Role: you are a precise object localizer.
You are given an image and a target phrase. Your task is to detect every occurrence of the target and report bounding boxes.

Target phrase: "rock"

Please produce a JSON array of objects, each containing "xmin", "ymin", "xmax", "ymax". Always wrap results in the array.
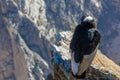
[
  {"xmin": 88, "ymin": 50, "xmax": 120, "ymax": 80},
  {"xmin": 50, "ymin": 31, "xmax": 120, "ymax": 80}
]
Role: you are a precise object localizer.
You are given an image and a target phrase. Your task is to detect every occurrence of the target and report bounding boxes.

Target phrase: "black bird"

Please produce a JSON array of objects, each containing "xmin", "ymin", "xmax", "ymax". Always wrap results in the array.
[{"xmin": 70, "ymin": 15, "xmax": 101, "ymax": 78}]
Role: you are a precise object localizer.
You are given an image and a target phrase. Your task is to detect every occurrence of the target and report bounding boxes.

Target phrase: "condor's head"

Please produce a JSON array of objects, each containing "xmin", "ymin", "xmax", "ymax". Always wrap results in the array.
[{"xmin": 81, "ymin": 15, "xmax": 96, "ymax": 28}]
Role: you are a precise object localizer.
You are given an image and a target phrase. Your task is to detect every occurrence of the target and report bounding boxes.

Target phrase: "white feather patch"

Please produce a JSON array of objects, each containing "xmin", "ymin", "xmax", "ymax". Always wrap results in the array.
[
  {"xmin": 83, "ymin": 16, "xmax": 94, "ymax": 22},
  {"xmin": 71, "ymin": 53, "xmax": 79, "ymax": 75}
]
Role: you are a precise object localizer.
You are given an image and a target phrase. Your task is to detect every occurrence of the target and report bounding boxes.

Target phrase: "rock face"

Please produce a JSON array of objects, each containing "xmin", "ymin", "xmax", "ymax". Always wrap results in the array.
[
  {"xmin": 50, "ymin": 32, "xmax": 120, "ymax": 80},
  {"xmin": 0, "ymin": 0, "xmax": 120, "ymax": 80},
  {"xmin": 52, "ymin": 51, "xmax": 120, "ymax": 80},
  {"xmin": 89, "ymin": 50, "xmax": 120, "ymax": 80},
  {"xmin": 0, "ymin": 0, "xmax": 50, "ymax": 80}
]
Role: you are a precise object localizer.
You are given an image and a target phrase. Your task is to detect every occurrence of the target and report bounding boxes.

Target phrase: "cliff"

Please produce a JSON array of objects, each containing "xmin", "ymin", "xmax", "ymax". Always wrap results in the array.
[{"xmin": 49, "ymin": 32, "xmax": 120, "ymax": 80}]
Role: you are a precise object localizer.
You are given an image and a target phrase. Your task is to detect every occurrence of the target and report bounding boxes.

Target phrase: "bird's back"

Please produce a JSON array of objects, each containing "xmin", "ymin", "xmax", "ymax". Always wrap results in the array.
[
  {"xmin": 75, "ymin": 28, "xmax": 95, "ymax": 51},
  {"xmin": 74, "ymin": 27, "xmax": 101, "ymax": 63}
]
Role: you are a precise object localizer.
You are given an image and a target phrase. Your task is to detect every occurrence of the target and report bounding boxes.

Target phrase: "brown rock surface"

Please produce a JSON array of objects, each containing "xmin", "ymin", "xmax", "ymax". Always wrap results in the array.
[
  {"xmin": 51, "ymin": 50, "xmax": 120, "ymax": 80},
  {"xmin": 88, "ymin": 50, "xmax": 120, "ymax": 79}
]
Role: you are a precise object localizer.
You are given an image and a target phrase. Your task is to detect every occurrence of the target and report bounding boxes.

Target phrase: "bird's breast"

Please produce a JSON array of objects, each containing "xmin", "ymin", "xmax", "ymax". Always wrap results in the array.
[{"xmin": 88, "ymin": 28, "xmax": 95, "ymax": 40}]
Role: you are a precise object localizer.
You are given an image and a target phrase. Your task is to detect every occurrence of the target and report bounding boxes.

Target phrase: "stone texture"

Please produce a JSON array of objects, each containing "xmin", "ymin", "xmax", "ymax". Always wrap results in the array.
[{"xmin": 50, "ymin": 31, "xmax": 120, "ymax": 80}]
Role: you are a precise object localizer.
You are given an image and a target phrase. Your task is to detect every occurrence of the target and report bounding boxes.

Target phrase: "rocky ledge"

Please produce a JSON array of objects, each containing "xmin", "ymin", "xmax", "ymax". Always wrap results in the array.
[{"xmin": 48, "ymin": 31, "xmax": 120, "ymax": 80}]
